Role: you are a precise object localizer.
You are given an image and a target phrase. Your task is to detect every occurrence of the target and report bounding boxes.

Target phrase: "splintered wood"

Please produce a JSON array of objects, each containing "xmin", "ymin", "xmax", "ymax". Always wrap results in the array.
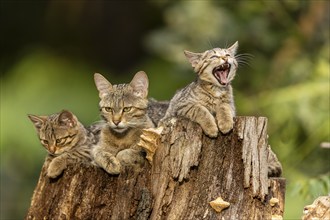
[
  {"xmin": 138, "ymin": 127, "xmax": 163, "ymax": 163},
  {"xmin": 236, "ymin": 117, "xmax": 269, "ymax": 201},
  {"xmin": 302, "ymin": 195, "xmax": 330, "ymax": 220}
]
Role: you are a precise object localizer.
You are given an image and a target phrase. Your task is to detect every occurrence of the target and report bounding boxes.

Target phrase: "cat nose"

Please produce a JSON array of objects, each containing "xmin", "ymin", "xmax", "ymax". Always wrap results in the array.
[
  {"xmin": 113, "ymin": 120, "xmax": 121, "ymax": 126},
  {"xmin": 49, "ymin": 146, "xmax": 56, "ymax": 154}
]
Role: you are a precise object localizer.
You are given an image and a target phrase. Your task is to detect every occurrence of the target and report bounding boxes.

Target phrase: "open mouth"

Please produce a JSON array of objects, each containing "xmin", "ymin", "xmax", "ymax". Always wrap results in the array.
[{"xmin": 212, "ymin": 63, "xmax": 231, "ymax": 85}]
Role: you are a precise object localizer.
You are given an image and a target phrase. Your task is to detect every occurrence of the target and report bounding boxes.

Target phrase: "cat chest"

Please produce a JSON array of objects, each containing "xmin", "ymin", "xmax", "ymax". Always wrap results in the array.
[
  {"xmin": 201, "ymin": 91, "xmax": 226, "ymax": 106},
  {"xmin": 100, "ymin": 129, "xmax": 141, "ymax": 153}
]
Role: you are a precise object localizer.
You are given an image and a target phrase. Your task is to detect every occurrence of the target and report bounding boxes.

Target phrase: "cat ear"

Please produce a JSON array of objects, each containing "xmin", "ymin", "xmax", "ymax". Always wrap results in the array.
[
  {"xmin": 130, "ymin": 71, "xmax": 149, "ymax": 98},
  {"xmin": 94, "ymin": 73, "xmax": 113, "ymax": 99},
  {"xmin": 227, "ymin": 41, "xmax": 239, "ymax": 55},
  {"xmin": 184, "ymin": 50, "xmax": 202, "ymax": 69},
  {"xmin": 28, "ymin": 114, "xmax": 46, "ymax": 131},
  {"xmin": 58, "ymin": 110, "xmax": 77, "ymax": 128}
]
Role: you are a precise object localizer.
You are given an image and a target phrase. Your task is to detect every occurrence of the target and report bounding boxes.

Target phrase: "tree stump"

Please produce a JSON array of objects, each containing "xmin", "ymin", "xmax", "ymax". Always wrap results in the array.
[{"xmin": 26, "ymin": 116, "xmax": 286, "ymax": 220}]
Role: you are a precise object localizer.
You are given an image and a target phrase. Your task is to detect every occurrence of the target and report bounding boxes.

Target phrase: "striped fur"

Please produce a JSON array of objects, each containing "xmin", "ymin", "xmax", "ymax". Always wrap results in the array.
[
  {"xmin": 92, "ymin": 71, "xmax": 154, "ymax": 174},
  {"xmin": 28, "ymin": 110, "xmax": 95, "ymax": 178},
  {"xmin": 162, "ymin": 42, "xmax": 239, "ymax": 137},
  {"xmin": 163, "ymin": 43, "xmax": 283, "ymax": 176}
]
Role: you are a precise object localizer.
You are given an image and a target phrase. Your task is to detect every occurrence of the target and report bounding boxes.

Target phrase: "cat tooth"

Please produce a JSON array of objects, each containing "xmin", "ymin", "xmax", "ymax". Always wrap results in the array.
[{"xmin": 209, "ymin": 197, "xmax": 230, "ymax": 213}]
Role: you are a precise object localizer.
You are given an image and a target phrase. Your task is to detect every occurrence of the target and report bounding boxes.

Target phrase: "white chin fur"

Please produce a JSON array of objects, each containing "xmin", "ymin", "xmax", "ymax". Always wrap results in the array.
[{"xmin": 111, "ymin": 126, "xmax": 128, "ymax": 133}]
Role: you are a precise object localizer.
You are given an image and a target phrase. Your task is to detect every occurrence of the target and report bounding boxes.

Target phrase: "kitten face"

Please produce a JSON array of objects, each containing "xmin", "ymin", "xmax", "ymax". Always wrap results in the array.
[
  {"xmin": 184, "ymin": 41, "xmax": 239, "ymax": 87},
  {"xmin": 94, "ymin": 71, "xmax": 149, "ymax": 133},
  {"xmin": 28, "ymin": 110, "xmax": 82, "ymax": 155}
]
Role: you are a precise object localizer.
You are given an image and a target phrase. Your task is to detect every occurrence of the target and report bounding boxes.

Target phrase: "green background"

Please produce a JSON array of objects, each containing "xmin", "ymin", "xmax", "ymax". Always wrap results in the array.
[{"xmin": 1, "ymin": 1, "xmax": 329, "ymax": 219}]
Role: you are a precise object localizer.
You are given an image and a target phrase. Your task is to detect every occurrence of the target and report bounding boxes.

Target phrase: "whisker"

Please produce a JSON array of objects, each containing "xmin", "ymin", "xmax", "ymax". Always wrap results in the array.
[
  {"xmin": 237, "ymin": 60, "xmax": 251, "ymax": 66},
  {"xmin": 207, "ymin": 38, "xmax": 214, "ymax": 48},
  {"xmin": 224, "ymin": 40, "xmax": 229, "ymax": 49},
  {"xmin": 235, "ymin": 53, "xmax": 254, "ymax": 58},
  {"xmin": 235, "ymin": 53, "xmax": 254, "ymax": 68},
  {"xmin": 237, "ymin": 58, "xmax": 253, "ymax": 64}
]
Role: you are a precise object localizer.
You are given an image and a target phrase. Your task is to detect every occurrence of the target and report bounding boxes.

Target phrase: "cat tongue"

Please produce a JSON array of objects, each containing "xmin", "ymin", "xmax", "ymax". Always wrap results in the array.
[{"xmin": 215, "ymin": 70, "xmax": 228, "ymax": 85}]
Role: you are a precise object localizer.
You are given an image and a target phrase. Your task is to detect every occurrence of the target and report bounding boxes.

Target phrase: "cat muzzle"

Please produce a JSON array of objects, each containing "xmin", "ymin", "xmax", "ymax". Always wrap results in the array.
[
  {"xmin": 110, "ymin": 124, "xmax": 128, "ymax": 133},
  {"xmin": 48, "ymin": 146, "xmax": 57, "ymax": 155},
  {"xmin": 212, "ymin": 63, "xmax": 231, "ymax": 86}
]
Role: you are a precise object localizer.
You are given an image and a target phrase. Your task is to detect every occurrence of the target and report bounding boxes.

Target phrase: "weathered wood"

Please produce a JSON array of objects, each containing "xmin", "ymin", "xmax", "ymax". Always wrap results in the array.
[
  {"xmin": 26, "ymin": 116, "xmax": 286, "ymax": 220},
  {"xmin": 269, "ymin": 178, "xmax": 286, "ymax": 219},
  {"xmin": 302, "ymin": 196, "xmax": 330, "ymax": 220},
  {"xmin": 26, "ymin": 163, "xmax": 153, "ymax": 220}
]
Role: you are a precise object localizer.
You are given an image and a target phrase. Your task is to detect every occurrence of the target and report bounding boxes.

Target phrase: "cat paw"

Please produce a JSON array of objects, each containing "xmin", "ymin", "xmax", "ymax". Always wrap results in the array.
[
  {"xmin": 47, "ymin": 162, "xmax": 65, "ymax": 178},
  {"xmin": 100, "ymin": 157, "xmax": 121, "ymax": 175},
  {"xmin": 218, "ymin": 119, "xmax": 234, "ymax": 134},
  {"xmin": 106, "ymin": 160, "xmax": 121, "ymax": 175},
  {"xmin": 94, "ymin": 152, "xmax": 121, "ymax": 175},
  {"xmin": 138, "ymin": 127, "xmax": 163, "ymax": 163},
  {"xmin": 202, "ymin": 124, "xmax": 219, "ymax": 138},
  {"xmin": 117, "ymin": 149, "xmax": 145, "ymax": 168}
]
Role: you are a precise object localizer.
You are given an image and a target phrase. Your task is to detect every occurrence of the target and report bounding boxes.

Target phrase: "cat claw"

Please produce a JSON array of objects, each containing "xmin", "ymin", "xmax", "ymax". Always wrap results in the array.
[{"xmin": 138, "ymin": 126, "xmax": 163, "ymax": 163}]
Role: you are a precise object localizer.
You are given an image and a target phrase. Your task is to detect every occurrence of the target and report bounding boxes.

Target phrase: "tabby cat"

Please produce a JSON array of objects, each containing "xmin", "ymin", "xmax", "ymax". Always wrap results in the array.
[
  {"xmin": 162, "ymin": 42, "xmax": 239, "ymax": 137},
  {"xmin": 92, "ymin": 71, "xmax": 154, "ymax": 174},
  {"xmin": 28, "ymin": 110, "xmax": 95, "ymax": 178},
  {"xmin": 161, "ymin": 42, "xmax": 282, "ymax": 177}
]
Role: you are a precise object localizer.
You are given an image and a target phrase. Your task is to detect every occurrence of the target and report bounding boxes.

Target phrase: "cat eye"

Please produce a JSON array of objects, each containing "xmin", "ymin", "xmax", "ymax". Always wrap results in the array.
[
  {"xmin": 55, "ymin": 137, "xmax": 69, "ymax": 146},
  {"xmin": 41, "ymin": 139, "xmax": 48, "ymax": 145},
  {"xmin": 210, "ymin": 55, "xmax": 219, "ymax": 59},
  {"xmin": 226, "ymin": 54, "xmax": 230, "ymax": 57},
  {"xmin": 123, "ymin": 107, "xmax": 132, "ymax": 112},
  {"xmin": 104, "ymin": 107, "xmax": 112, "ymax": 112}
]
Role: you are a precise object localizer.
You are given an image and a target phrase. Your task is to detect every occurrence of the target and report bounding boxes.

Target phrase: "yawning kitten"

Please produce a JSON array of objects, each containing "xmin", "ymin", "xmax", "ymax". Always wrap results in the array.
[{"xmin": 162, "ymin": 42, "xmax": 239, "ymax": 137}]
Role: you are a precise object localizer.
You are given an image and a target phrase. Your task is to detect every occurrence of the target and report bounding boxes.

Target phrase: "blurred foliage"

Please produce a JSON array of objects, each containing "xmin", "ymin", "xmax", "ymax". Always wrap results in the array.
[
  {"xmin": 1, "ymin": 1, "xmax": 329, "ymax": 219},
  {"xmin": 291, "ymin": 173, "xmax": 330, "ymax": 201}
]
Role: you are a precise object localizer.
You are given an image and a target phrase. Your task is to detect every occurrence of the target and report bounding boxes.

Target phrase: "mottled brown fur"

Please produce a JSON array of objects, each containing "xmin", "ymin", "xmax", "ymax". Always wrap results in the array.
[
  {"xmin": 162, "ymin": 42, "xmax": 239, "ymax": 137},
  {"xmin": 92, "ymin": 71, "xmax": 154, "ymax": 174},
  {"xmin": 161, "ymin": 42, "xmax": 282, "ymax": 176},
  {"xmin": 28, "ymin": 110, "xmax": 95, "ymax": 178}
]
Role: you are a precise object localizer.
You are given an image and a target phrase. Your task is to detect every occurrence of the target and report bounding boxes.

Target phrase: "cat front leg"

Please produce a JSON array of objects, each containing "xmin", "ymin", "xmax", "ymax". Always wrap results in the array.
[
  {"xmin": 216, "ymin": 104, "xmax": 234, "ymax": 134},
  {"xmin": 47, "ymin": 155, "xmax": 68, "ymax": 178},
  {"xmin": 179, "ymin": 105, "xmax": 219, "ymax": 138},
  {"xmin": 91, "ymin": 146, "xmax": 121, "ymax": 175}
]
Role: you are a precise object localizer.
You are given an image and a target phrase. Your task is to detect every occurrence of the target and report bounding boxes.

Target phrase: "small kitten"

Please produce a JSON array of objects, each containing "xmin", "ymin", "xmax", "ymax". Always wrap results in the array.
[
  {"xmin": 92, "ymin": 71, "xmax": 154, "ymax": 174},
  {"xmin": 162, "ymin": 42, "xmax": 239, "ymax": 137},
  {"xmin": 160, "ymin": 42, "xmax": 282, "ymax": 177},
  {"xmin": 28, "ymin": 110, "xmax": 95, "ymax": 178}
]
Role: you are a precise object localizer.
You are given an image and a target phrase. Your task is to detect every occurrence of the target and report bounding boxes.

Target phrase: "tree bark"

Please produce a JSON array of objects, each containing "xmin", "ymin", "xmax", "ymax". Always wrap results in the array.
[{"xmin": 26, "ymin": 116, "xmax": 286, "ymax": 220}]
